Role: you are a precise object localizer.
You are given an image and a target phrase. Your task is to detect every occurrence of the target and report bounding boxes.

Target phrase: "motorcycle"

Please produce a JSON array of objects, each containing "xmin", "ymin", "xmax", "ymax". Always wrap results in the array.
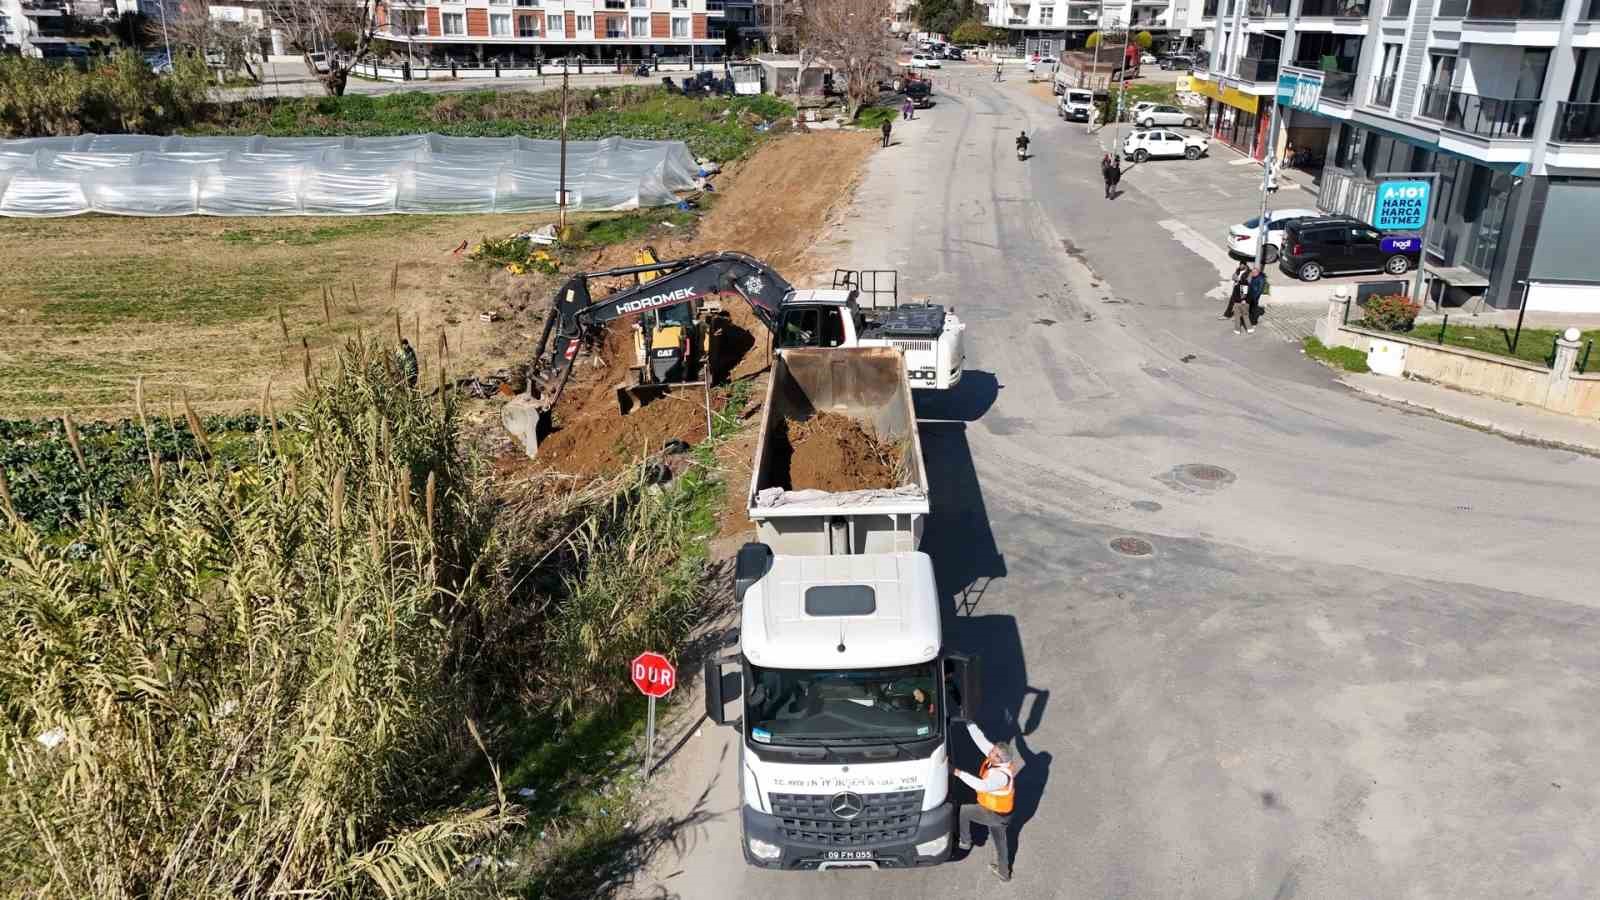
[{"xmin": 1016, "ymin": 141, "xmax": 1030, "ymax": 161}]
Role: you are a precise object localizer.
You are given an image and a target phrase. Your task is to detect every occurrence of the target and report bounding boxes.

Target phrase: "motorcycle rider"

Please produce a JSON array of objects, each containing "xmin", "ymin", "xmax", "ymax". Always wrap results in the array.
[{"xmin": 1015, "ymin": 131, "xmax": 1031, "ymax": 158}]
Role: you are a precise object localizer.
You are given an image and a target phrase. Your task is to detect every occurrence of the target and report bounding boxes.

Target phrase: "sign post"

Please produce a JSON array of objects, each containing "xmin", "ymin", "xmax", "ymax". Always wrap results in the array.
[
  {"xmin": 631, "ymin": 651, "xmax": 677, "ymax": 778},
  {"xmin": 1374, "ymin": 171, "xmax": 1440, "ymax": 308}
]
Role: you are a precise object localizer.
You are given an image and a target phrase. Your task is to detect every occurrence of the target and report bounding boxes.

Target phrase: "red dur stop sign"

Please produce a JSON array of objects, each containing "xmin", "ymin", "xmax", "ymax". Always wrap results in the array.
[{"xmin": 631, "ymin": 652, "xmax": 677, "ymax": 699}]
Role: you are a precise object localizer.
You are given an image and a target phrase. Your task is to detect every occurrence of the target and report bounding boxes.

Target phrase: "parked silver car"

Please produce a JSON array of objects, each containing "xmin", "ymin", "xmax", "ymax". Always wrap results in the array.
[{"xmin": 1136, "ymin": 104, "xmax": 1198, "ymax": 128}]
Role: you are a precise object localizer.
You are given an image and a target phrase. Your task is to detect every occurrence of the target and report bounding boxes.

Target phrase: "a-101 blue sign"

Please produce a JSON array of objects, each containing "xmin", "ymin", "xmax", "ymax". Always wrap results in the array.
[{"xmin": 1373, "ymin": 180, "xmax": 1431, "ymax": 231}]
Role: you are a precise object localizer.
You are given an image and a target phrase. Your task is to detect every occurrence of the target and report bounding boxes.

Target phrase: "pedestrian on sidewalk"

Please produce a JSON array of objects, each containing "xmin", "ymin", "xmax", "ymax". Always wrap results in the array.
[
  {"xmin": 902, "ymin": 96, "xmax": 915, "ymax": 120},
  {"xmin": 1221, "ymin": 259, "xmax": 1249, "ymax": 319},
  {"xmin": 1102, "ymin": 153, "xmax": 1122, "ymax": 200},
  {"xmin": 881, "ymin": 118, "xmax": 892, "ymax": 148},
  {"xmin": 954, "ymin": 721, "xmax": 1023, "ymax": 883},
  {"xmin": 1247, "ymin": 264, "xmax": 1268, "ymax": 326},
  {"xmin": 1233, "ymin": 265, "xmax": 1263, "ymax": 334},
  {"xmin": 994, "ymin": 60, "xmax": 1003, "ymax": 82}
]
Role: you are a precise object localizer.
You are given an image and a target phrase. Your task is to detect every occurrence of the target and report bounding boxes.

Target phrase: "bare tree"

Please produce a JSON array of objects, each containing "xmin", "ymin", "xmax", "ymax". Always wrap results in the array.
[
  {"xmin": 264, "ymin": 0, "xmax": 380, "ymax": 96},
  {"xmin": 801, "ymin": 0, "xmax": 896, "ymax": 119},
  {"xmin": 149, "ymin": 0, "xmax": 264, "ymax": 83}
]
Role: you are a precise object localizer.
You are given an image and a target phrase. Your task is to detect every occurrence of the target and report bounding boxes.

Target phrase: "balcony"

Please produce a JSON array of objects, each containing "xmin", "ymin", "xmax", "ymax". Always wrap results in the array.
[
  {"xmin": 1418, "ymin": 84, "xmax": 1450, "ymax": 119},
  {"xmin": 20, "ymin": 0, "xmax": 66, "ymax": 14},
  {"xmin": 1370, "ymin": 73, "xmax": 1395, "ymax": 107},
  {"xmin": 1299, "ymin": 0, "xmax": 1369, "ymax": 14},
  {"xmin": 1007, "ymin": 17, "xmax": 1029, "ymax": 24},
  {"xmin": 1246, "ymin": 0, "xmax": 1290, "ymax": 15},
  {"xmin": 1290, "ymin": 66, "xmax": 1357, "ymax": 102},
  {"xmin": 1553, "ymin": 102, "xmax": 1600, "ymax": 143},
  {"xmin": 1466, "ymin": 0, "xmax": 1563, "ymax": 16},
  {"xmin": 1234, "ymin": 55, "xmax": 1279, "ymax": 82},
  {"xmin": 1444, "ymin": 90, "xmax": 1541, "ymax": 139}
]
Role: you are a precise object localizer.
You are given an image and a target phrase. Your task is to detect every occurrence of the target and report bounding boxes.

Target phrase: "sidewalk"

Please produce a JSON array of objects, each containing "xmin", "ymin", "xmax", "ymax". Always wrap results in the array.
[{"xmin": 1343, "ymin": 372, "xmax": 1600, "ymax": 454}]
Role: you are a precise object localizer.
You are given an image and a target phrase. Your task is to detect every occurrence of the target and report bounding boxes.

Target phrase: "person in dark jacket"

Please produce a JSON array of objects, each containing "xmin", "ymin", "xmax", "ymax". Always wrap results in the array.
[
  {"xmin": 398, "ymin": 337, "xmax": 419, "ymax": 388},
  {"xmin": 1246, "ymin": 265, "xmax": 1268, "ymax": 326},
  {"xmin": 881, "ymin": 118, "xmax": 892, "ymax": 148},
  {"xmin": 1102, "ymin": 153, "xmax": 1122, "ymax": 199},
  {"xmin": 1222, "ymin": 259, "xmax": 1250, "ymax": 319}
]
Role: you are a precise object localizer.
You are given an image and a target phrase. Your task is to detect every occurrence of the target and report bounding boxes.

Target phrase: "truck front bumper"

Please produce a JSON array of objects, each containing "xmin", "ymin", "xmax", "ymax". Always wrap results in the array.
[{"xmin": 740, "ymin": 802, "xmax": 953, "ymax": 870}]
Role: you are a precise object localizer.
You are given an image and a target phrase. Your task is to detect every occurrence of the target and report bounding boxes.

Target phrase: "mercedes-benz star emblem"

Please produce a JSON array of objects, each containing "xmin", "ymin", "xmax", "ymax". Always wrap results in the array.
[{"xmin": 829, "ymin": 792, "xmax": 864, "ymax": 820}]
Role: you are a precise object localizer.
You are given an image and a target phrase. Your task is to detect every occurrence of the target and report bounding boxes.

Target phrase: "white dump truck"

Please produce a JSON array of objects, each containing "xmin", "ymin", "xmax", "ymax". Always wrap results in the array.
[{"xmin": 703, "ymin": 347, "xmax": 981, "ymax": 871}]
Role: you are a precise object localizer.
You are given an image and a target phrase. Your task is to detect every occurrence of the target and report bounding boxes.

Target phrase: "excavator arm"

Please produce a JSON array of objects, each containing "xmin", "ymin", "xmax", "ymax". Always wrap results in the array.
[{"xmin": 528, "ymin": 251, "xmax": 794, "ymax": 411}]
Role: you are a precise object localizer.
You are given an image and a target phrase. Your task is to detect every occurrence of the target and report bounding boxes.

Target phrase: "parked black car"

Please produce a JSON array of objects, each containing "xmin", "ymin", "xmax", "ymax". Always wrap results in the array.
[
  {"xmin": 1159, "ymin": 53, "xmax": 1195, "ymax": 71},
  {"xmin": 1278, "ymin": 216, "xmax": 1420, "ymax": 282}
]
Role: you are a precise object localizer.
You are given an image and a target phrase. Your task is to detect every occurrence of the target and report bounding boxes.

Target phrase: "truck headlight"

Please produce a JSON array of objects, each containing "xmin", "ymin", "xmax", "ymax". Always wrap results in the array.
[
  {"xmin": 916, "ymin": 834, "xmax": 948, "ymax": 856},
  {"xmin": 748, "ymin": 837, "xmax": 783, "ymax": 860}
]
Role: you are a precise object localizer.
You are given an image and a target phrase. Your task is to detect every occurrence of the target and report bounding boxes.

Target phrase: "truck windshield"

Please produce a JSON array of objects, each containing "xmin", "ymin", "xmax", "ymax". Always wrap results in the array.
[{"xmin": 746, "ymin": 662, "xmax": 940, "ymax": 744}]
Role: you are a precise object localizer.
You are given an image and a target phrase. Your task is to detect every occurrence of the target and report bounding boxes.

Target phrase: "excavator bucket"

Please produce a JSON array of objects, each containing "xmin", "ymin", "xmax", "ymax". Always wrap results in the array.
[{"xmin": 501, "ymin": 394, "xmax": 552, "ymax": 458}]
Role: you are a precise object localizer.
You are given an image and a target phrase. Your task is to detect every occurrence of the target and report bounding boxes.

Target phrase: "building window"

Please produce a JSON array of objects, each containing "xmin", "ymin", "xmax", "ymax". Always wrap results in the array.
[
  {"xmin": 489, "ymin": 0, "xmax": 509, "ymax": 6},
  {"xmin": 631, "ymin": 0, "xmax": 648, "ymax": 7},
  {"xmin": 442, "ymin": 12, "xmax": 464, "ymax": 34},
  {"xmin": 606, "ymin": 16, "xmax": 626, "ymax": 35},
  {"xmin": 517, "ymin": 13, "xmax": 538, "ymax": 35},
  {"xmin": 490, "ymin": 13, "xmax": 511, "ymax": 34},
  {"xmin": 546, "ymin": 13, "xmax": 563, "ymax": 35},
  {"xmin": 671, "ymin": 15, "xmax": 689, "ymax": 35},
  {"xmin": 604, "ymin": 0, "xmax": 624, "ymax": 7},
  {"xmin": 672, "ymin": 0, "xmax": 689, "ymax": 7},
  {"xmin": 631, "ymin": 15, "xmax": 649, "ymax": 35},
  {"xmin": 1040, "ymin": 4, "xmax": 1053, "ymax": 23},
  {"xmin": 576, "ymin": 13, "xmax": 593, "ymax": 31},
  {"xmin": 515, "ymin": 0, "xmax": 537, "ymax": 6}
]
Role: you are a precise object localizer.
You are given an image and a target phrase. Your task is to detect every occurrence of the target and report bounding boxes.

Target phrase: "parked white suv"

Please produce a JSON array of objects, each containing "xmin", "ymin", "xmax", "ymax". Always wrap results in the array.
[{"xmin": 1123, "ymin": 129, "xmax": 1210, "ymax": 161}]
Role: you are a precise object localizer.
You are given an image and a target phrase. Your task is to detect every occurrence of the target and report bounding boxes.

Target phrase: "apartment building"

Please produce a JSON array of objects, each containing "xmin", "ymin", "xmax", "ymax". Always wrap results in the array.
[
  {"xmin": 981, "ymin": 0, "xmax": 1190, "ymax": 56},
  {"xmin": 1195, "ymin": 0, "xmax": 1600, "ymax": 311},
  {"xmin": 373, "ymin": 0, "xmax": 736, "ymax": 63},
  {"xmin": 1, "ymin": 0, "xmax": 68, "ymax": 57}
]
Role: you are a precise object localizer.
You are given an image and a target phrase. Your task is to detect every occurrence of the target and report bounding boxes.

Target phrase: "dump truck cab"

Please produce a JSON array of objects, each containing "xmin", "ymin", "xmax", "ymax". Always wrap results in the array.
[
  {"xmin": 776, "ymin": 278, "xmax": 965, "ymax": 390},
  {"xmin": 704, "ymin": 545, "xmax": 981, "ymax": 870}
]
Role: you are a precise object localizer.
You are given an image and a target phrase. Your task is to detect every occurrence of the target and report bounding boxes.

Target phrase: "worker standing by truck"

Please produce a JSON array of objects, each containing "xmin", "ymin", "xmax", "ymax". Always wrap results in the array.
[{"xmin": 953, "ymin": 722, "xmax": 1023, "ymax": 882}]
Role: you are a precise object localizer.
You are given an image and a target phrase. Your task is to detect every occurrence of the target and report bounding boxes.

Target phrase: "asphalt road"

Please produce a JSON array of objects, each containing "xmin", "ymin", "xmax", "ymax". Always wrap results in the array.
[{"xmin": 641, "ymin": 66, "xmax": 1600, "ymax": 900}]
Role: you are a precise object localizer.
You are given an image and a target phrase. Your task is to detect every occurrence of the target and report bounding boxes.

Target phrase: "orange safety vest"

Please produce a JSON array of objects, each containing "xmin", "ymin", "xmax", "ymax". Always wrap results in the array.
[{"xmin": 976, "ymin": 758, "xmax": 1016, "ymax": 814}]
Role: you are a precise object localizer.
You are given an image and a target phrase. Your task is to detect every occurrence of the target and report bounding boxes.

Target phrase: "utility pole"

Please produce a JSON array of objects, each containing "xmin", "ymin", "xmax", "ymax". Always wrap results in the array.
[
  {"xmin": 1253, "ymin": 0, "xmax": 1301, "ymax": 271},
  {"xmin": 1086, "ymin": 0, "xmax": 1103, "ymax": 133},
  {"xmin": 1112, "ymin": 19, "xmax": 1132, "ymax": 151},
  {"xmin": 559, "ymin": 54, "xmax": 571, "ymax": 231}
]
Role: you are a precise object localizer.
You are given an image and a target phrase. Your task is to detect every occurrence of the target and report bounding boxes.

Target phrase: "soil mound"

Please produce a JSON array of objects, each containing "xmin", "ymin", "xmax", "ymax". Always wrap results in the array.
[{"xmin": 773, "ymin": 412, "xmax": 901, "ymax": 493}]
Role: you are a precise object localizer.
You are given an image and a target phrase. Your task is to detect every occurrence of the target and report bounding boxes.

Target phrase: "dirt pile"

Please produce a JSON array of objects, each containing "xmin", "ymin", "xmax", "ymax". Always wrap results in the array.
[
  {"xmin": 773, "ymin": 412, "xmax": 903, "ymax": 493},
  {"xmin": 533, "ymin": 131, "xmax": 877, "ymax": 476}
]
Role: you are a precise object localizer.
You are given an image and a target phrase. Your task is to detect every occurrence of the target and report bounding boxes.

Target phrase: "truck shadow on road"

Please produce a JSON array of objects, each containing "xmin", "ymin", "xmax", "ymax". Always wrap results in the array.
[{"xmin": 917, "ymin": 369, "xmax": 1005, "ymax": 618}]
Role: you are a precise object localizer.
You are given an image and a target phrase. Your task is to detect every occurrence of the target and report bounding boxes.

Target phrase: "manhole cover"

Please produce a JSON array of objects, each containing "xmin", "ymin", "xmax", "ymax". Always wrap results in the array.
[
  {"xmin": 1110, "ymin": 537, "xmax": 1154, "ymax": 557},
  {"xmin": 1172, "ymin": 463, "xmax": 1237, "ymax": 490}
]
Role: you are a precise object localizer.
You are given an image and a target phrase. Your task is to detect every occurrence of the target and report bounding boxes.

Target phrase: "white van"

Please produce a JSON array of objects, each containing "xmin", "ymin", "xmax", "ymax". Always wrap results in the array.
[{"xmin": 1058, "ymin": 88, "xmax": 1095, "ymax": 122}]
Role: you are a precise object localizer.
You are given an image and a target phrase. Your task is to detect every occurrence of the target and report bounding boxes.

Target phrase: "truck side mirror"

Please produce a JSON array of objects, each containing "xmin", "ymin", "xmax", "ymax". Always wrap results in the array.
[
  {"xmin": 945, "ymin": 653, "xmax": 982, "ymax": 723},
  {"xmin": 733, "ymin": 542, "xmax": 772, "ymax": 603},
  {"xmin": 703, "ymin": 656, "xmax": 742, "ymax": 727}
]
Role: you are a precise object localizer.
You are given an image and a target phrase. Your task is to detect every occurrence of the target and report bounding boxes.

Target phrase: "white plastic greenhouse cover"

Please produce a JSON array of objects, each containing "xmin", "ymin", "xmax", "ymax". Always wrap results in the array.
[{"xmin": 0, "ymin": 134, "xmax": 701, "ymax": 217}]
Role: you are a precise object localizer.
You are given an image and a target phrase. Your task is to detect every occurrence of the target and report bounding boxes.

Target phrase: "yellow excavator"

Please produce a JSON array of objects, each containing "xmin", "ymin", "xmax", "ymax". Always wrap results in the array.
[{"xmin": 619, "ymin": 246, "xmax": 728, "ymax": 415}]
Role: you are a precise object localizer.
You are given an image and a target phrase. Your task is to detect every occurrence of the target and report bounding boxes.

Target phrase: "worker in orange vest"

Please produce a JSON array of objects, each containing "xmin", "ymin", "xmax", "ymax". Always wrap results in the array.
[{"xmin": 952, "ymin": 722, "xmax": 1023, "ymax": 882}]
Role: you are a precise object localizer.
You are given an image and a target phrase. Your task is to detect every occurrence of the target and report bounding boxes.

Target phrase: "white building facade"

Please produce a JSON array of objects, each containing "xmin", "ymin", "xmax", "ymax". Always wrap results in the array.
[
  {"xmin": 1194, "ymin": 0, "xmax": 1600, "ymax": 310},
  {"xmin": 371, "ymin": 0, "xmax": 736, "ymax": 63},
  {"xmin": 979, "ymin": 0, "xmax": 1193, "ymax": 55}
]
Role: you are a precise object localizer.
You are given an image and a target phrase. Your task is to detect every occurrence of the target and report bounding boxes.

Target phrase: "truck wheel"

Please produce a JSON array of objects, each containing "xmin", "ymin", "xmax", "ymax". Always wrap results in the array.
[
  {"xmin": 1133, "ymin": 148, "xmax": 1149, "ymax": 163},
  {"xmin": 1185, "ymin": 146, "xmax": 1201, "ymax": 160}
]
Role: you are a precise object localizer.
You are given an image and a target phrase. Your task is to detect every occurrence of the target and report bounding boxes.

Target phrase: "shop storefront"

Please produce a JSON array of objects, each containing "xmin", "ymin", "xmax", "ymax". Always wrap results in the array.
[{"xmin": 1191, "ymin": 77, "xmax": 1266, "ymax": 160}]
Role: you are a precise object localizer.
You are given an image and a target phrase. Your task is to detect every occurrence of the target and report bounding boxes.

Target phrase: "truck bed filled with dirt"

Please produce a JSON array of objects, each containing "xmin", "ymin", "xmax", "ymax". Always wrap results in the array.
[{"xmin": 748, "ymin": 347, "xmax": 928, "ymax": 555}]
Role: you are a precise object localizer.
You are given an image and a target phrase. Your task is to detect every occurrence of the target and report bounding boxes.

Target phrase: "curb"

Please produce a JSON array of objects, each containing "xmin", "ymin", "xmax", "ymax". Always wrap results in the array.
[{"xmin": 1341, "ymin": 376, "xmax": 1600, "ymax": 457}]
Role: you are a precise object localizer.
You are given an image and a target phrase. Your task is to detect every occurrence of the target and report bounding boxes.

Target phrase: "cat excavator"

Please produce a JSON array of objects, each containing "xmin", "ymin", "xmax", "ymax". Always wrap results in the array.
[
  {"xmin": 501, "ymin": 250, "xmax": 967, "ymax": 457},
  {"xmin": 502, "ymin": 250, "xmax": 789, "ymax": 456}
]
